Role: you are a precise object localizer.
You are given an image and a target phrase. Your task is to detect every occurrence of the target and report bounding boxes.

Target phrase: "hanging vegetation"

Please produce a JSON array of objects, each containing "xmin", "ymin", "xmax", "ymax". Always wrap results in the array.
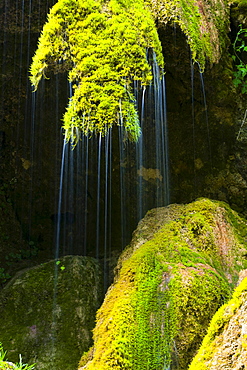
[
  {"xmin": 149, "ymin": 0, "xmax": 230, "ymax": 69},
  {"xmin": 30, "ymin": 0, "xmax": 164, "ymax": 143},
  {"xmin": 30, "ymin": 0, "xmax": 229, "ymax": 143}
]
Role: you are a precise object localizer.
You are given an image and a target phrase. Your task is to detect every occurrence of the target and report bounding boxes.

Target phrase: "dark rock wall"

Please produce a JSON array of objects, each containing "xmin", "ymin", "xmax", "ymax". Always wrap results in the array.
[{"xmin": 159, "ymin": 23, "xmax": 239, "ymax": 206}]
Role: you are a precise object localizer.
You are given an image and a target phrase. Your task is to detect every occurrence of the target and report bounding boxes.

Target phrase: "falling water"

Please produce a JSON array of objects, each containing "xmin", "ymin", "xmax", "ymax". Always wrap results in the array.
[
  {"xmin": 26, "ymin": 88, "xmax": 36, "ymax": 246},
  {"xmin": 0, "ymin": 2, "xmax": 170, "ymax": 293},
  {"xmin": 190, "ymin": 59, "xmax": 197, "ymax": 195},
  {"xmin": 197, "ymin": 62, "xmax": 212, "ymax": 169},
  {"xmin": 153, "ymin": 54, "xmax": 170, "ymax": 207},
  {"xmin": 0, "ymin": 0, "xmax": 55, "ymax": 253},
  {"xmin": 103, "ymin": 131, "xmax": 111, "ymax": 291},
  {"xmin": 51, "ymin": 63, "xmax": 169, "ymax": 285},
  {"xmin": 55, "ymin": 138, "xmax": 67, "ymax": 260},
  {"xmin": 51, "ymin": 137, "xmax": 67, "ymax": 363},
  {"xmin": 118, "ymin": 118, "xmax": 127, "ymax": 250},
  {"xmin": 96, "ymin": 134, "xmax": 102, "ymax": 259},
  {"xmin": 83, "ymin": 135, "xmax": 89, "ymax": 255},
  {"xmin": 133, "ymin": 52, "xmax": 170, "ymax": 222},
  {"xmin": 136, "ymin": 86, "xmax": 145, "ymax": 220}
]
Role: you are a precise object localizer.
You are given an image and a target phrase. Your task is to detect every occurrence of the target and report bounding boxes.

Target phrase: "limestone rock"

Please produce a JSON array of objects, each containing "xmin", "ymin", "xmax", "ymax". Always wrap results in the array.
[
  {"xmin": 0, "ymin": 256, "xmax": 104, "ymax": 370},
  {"xmin": 189, "ymin": 277, "xmax": 247, "ymax": 370}
]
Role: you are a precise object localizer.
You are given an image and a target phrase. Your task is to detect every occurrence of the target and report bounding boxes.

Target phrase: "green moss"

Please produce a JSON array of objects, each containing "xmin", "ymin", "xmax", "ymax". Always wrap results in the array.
[
  {"xmin": 30, "ymin": 0, "xmax": 163, "ymax": 143},
  {"xmin": 150, "ymin": 0, "xmax": 230, "ymax": 69},
  {"xmin": 0, "ymin": 256, "xmax": 103, "ymax": 370},
  {"xmin": 80, "ymin": 199, "xmax": 247, "ymax": 370},
  {"xmin": 30, "ymin": 0, "xmax": 230, "ymax": 143},
  {"xmin": 231, "ymin": 0, "xmax": 247, "ymax": 7},
  {"xmin": 189, "ymin": 277, "xmax": 247, "ymax": 370}
]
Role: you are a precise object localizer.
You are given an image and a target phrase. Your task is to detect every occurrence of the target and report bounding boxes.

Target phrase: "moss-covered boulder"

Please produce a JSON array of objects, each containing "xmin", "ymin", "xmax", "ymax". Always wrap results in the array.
[
  {"xmin": 79, "ymin": 198, "xmax": 247, "ymax": 370},
  {"xmin": 0, "ymin": 255, "xmax": 104, "ymax": 370},
  {"xmin": 189, "ymin": 274, "xmax": 247, "ymax": 369}
]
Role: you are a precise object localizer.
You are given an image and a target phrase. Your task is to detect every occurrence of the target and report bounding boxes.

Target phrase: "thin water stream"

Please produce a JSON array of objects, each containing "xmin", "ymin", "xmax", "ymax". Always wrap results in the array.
[
  {"xmin": 0, "ymin": 1, "xmax": 170, "ymax": 289},
  {"xmin": 198, "ymin": 65, "xmax": 212, "ymax": 170},
  {"xmin": 51, "ymin": 56, "xmax": 170, "ymax": 291}
]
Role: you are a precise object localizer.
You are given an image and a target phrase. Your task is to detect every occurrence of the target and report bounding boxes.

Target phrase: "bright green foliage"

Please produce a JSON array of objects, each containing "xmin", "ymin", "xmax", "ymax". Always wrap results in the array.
[
  {"xmin": 30, "ymin": 0, "xmax": 163, "ymax": 143},
  {"xmin": 232, "ymin": 24, "xmax": 247, "ymax": 94},
  {"xmin": 79, "ymin": 199, "xmax": 247, "ymax": 370},
  {"xmin": 30, "ymin": 0, "xmax": 230, "ymax": 142},
  {"xmin": 0, "ymin": 343, "xmax": 35, "ymax": 370},
  {"xmin": 176, "ymin": 0, "xmax": 211, "ymax": 68}
]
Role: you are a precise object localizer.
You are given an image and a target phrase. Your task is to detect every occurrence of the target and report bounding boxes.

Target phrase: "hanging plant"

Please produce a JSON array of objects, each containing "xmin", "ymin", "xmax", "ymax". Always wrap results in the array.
[
  {"xmin": 149, "ymin": 0, "xmax": 230, "ymax": 69},
  {"xmin": 30, "ymin": 0, "xmax": 164, "ymax": 144}
]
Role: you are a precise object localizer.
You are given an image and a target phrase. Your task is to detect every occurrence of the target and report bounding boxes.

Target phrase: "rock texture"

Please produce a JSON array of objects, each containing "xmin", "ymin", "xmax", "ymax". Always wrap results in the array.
[
  {"xmin": 79, "ymin": 198, "xmax": 247, "ymax": 370},
  {"xmin": 189, "ymin": 276, "xmax": 247, "ymax": 370},
  {"xmin": 0, "ymin": 256, "xmax": 104, "ymax": 370}
]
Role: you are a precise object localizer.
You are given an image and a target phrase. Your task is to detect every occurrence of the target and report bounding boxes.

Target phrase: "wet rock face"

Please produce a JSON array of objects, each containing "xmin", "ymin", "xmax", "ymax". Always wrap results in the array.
[
  {"xmin": 215, "ymin": 299, "xmax": 247, "ymax": 368},
  {"xmin": 0, "ymin": 256, "xmax": 104, "ymax": 370},
  {"xmin": 158, "ymin": 23, "xmax": 241, "ymax": 209}
]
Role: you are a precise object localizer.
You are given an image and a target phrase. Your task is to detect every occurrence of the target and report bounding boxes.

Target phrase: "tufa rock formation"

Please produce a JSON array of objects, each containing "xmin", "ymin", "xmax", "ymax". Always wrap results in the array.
[{"xmin": 79, "ymin": 198, "xmax": 247, "ymax": 370}]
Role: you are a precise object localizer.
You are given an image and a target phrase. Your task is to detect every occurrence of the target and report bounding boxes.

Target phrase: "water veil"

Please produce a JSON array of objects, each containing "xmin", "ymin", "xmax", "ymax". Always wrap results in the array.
[{"xmin": 53, "ymin": 52, "xmax": 170, "ymax": 290}]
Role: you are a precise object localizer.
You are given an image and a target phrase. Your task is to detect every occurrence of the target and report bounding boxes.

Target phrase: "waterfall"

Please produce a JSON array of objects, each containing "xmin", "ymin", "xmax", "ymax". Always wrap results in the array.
[
  {"xmin": 0, "ymin": 1, "xmax": 169, "ymax": 290},
  {"xmin": 198, "ymin": 63, "xmax": 212, "ymax": 169},
  {"xmin": 0, "ymin": 0, "xmax": 56, "ymax": 256},
  {"xmin": 50, "ymin": 54, "xmax": 169, "ymax": 290}
]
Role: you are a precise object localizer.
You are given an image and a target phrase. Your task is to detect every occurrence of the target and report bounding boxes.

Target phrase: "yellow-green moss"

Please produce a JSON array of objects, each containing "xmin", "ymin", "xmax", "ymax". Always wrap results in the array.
[
  {"xmin": 189, "ymin": 277, "xmax": 247, "ymax": 370},
  {"xmin": 79, "ymin": 199, "xmax": 247, "ymax": 370},
  {"xmin": 30, "ymin": 0, "xmax": 230, "ymax": 143},
  {"xmin": 30, "ymin": 0, "xmax": 163, "ymax": 143},
  {"xmin": 149, "ymin": 0, "xmax": 230, "ymax": 69}
]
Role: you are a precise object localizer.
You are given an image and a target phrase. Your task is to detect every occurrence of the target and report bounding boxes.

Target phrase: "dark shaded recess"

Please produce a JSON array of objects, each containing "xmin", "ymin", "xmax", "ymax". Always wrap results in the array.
[
  {"xmin": 229, "ymin": 3, "xmax": 247, "ymax": 197},
  {"xmin": 0, "ymin": 131, "xmax": 6, "ymax": 163},
  {"xmin": 158, "ymin": 23, "xmax": 237, "ymax": 205},
  {"xmin": 0, "ymin": 0, "xmax": 61, "ymax": 278}
]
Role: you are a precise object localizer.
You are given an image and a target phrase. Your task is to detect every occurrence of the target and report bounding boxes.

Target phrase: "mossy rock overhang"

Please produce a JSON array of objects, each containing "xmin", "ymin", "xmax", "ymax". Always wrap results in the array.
[
  {"xmin": 29, "ymin": 0, "xmax": 230, "ymax": 143},
  {"xmin": 79, "ymin": 198, "xmax": 247, "ymax": 370}
]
